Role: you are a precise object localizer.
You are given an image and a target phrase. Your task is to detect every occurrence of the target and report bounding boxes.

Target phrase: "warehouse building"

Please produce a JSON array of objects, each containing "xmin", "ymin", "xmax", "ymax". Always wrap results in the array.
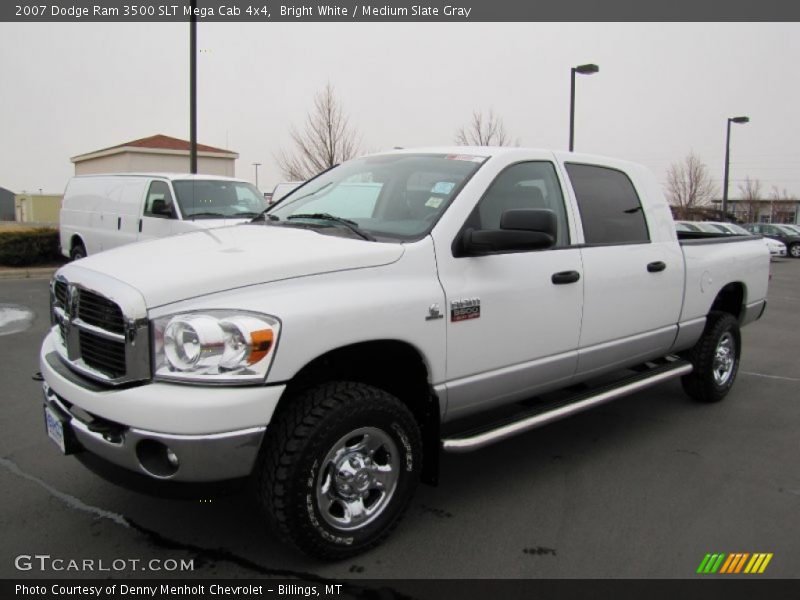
[{"xmin": 70, "ymin": 134, "xmax": 239, "ymax": 176}]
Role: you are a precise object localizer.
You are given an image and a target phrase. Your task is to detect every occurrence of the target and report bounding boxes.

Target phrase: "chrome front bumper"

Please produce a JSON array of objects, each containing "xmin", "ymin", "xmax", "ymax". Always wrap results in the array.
[{"xmin": 42, "ymin": 382, "xmax": 266, "ymax": 482}]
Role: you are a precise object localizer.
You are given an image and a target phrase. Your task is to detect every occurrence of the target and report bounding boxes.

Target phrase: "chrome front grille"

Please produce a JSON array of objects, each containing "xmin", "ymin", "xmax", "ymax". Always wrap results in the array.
[
  {"xmin": 77, "ymin": 289, "xmax": 125, "ymax": 334},
  {"xmin": 78, "ymin": 330, "xmax": 127, "ymax": 378},
  {"xmin": 50, "ymin": 272, "xmax": 150, "ymax": 385}
]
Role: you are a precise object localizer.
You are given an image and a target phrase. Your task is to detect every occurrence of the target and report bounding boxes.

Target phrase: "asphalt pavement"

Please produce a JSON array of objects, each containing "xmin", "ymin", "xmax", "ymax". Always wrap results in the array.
[{"xmin": 1, "ymin": 261, "xmax": 798, "ymax": 582}]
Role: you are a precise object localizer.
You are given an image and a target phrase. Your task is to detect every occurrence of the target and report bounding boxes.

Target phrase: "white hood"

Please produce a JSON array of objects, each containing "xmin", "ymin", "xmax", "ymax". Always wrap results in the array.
[{"xmin": 70, "ymin": 224, "xmax": 405, "ymax": 307}]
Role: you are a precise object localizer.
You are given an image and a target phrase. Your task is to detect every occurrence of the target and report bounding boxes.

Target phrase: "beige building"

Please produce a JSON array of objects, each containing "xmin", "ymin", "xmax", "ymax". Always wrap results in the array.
[
  {"xmin": 15, "ymin": 193, "xmax": 62, "ymax": 223},
  {"xmin": 71, "ymin": 134, "xmax": 239, "ymax": 177}
]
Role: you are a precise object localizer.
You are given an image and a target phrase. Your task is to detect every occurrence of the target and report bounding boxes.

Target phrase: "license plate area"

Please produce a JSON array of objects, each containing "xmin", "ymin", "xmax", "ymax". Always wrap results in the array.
[{"xmin": 44, "ymin": 404, "xmax": 79, "ymax": 455}]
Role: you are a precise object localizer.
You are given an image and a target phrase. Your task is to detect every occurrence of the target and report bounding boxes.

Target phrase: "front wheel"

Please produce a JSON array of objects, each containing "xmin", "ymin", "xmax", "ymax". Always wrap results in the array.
[
  {"xmin": 256, "ymin": 381, "xmax": 422, "ymax": 559},
  {"xmin": 681, "ymin": 311, "xmax": 741, "ymax": 403},
  {"xmin": 789, "ymin": 243, "xmax": 800, "ymax": 259}
]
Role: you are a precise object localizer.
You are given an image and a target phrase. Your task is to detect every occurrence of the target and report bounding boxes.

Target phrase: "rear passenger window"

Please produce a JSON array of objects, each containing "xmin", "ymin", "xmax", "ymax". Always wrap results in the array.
[{"xmin": 565, "ymin": 164, "xmax": 649, "ymax": 244}]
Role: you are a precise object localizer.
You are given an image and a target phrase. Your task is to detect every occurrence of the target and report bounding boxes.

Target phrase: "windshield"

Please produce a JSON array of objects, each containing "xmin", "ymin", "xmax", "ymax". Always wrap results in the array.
[
  {"xmin": 774, "ymin": 224, "xmax": 800, "ymax": 236},
  {"xmin": 677, "ymin": 221, "xmax": 701, "ymax": 232},
  {"xmin": 173, "ymin": 180, "xmax": 267, "ymax": 219},
  {"xmin": 724, "ymin": 223, "xmax": 751, "ymax": 235},
  {"xmin": 267, "ymin": 153, "xmax": 487, "ymax": 241}
]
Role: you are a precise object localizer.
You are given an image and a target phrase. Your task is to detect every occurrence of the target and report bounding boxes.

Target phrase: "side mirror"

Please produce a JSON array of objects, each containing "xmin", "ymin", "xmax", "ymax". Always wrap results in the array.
[
  {"xmin": 461, "ymin": 209, "xmax": 556, "ymax": 255},
  {"xmin": 151, "ymin": 199, "xmax": 174, "ymax": 218}
]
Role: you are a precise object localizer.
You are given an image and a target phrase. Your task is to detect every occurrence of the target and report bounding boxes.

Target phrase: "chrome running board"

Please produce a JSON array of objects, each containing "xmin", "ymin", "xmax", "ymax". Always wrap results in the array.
[{"xmin": 441, "ymin": 359, "xmax": 693, "ymax": 453}]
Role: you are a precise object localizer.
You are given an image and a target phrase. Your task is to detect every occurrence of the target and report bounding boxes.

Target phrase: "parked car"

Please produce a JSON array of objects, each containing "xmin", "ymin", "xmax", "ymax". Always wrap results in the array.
[
  {"xmin": 699, "ymin": 221, "xmax": 787, "ymax": 258},
  {"xmin": 59, "ymin": 174, "xmax": 267, "ymax": 259},
  {"xmin": 42, "ymin": 148, "xmax": 770, "ymax": 559},
  {"xmin": 743, "ymin": 223, "xmax": 800, "ymax": 258},
  {"xmin": 780, "ymin": 223, "xmax": 800, "ymax": 236}
]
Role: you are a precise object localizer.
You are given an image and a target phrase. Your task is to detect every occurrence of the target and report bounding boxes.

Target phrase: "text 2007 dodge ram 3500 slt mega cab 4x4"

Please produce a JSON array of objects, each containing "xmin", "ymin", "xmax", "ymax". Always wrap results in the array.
[{"xmin": 40, "ymin": 148, "xmax": 770, "ymax": 558}]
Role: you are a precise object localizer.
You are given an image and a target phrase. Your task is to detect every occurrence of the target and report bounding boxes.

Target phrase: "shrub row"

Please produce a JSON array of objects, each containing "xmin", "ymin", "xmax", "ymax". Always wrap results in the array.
[{"xmin": 0, "ymin": 228, "xmax": 63, "ymax": 267}]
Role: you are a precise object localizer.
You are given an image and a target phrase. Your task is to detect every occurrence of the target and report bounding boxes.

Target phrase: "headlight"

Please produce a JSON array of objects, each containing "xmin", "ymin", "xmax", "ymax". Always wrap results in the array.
[{"xmin": 153, "ymin": 310, "xmax": 280, "ymax": 384}]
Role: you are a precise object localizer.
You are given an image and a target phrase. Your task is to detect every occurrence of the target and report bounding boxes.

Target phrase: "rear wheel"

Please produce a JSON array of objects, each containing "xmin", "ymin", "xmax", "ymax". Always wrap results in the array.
[
  {"xmin": 256, "ymin": 381, "xmax": 422, "ymax": 559},
  {"xmin": 681, "ymin": 311, "xmax": 741, "ymax": 403}
]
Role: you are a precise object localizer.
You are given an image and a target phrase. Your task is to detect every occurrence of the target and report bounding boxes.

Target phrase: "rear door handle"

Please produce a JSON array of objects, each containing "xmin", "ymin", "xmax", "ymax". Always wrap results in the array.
[
  {"xmin": 647, "ymin": 261, "xmax": 666, "ymax": 273},
  {"xmin": 138, "ymin": 218, "xmax": 143, "ymax": 233},
  {"xmin": 551, "ymin": 270, "xmax": 581, "ymax": 285},
  {"xmin": 117, "ymin": 217, "xmax": 121, "ymax": 230}
]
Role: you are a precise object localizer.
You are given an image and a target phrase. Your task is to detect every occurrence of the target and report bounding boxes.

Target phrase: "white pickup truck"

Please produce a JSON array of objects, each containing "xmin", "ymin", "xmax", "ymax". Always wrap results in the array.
[{"xmin": 40, "ymin": 147, "xmax": 770, "ymax": 559}]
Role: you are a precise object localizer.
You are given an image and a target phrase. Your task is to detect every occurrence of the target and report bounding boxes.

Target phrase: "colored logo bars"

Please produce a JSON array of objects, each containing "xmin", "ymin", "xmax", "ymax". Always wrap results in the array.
[{"xmin": 697, "ymin": 553, "xmax": 773, "ymax": 574}]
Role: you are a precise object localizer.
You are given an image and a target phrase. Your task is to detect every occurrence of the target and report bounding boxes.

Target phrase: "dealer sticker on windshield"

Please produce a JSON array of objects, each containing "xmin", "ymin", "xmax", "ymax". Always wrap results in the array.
[{"xmin": 432, "ymin": 181, "xmax": 456, "ymax": 194}]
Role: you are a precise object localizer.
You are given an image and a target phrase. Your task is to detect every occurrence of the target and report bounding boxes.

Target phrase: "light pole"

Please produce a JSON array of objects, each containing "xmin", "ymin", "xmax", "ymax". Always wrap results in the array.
[
  {"xmin": 722, "ymin": 116, "xmax": 749, "ymax": 221},
  {"xmin": 189, "ymin": 0, "xmax": 198, "ymax": 174},
  {"xmin": 569, "ymin": 63, "xmax": 599, "ymax": 152},
  {"xmin": 253, "ymin": 163, "xmax": 262, "ymax": 190}
]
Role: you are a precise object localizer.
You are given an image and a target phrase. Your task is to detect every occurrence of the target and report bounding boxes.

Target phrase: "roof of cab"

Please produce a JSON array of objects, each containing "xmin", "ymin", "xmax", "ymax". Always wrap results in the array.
[{"xmin": 72, "ymin": 173, "xmax": 249, "ymax": 183}]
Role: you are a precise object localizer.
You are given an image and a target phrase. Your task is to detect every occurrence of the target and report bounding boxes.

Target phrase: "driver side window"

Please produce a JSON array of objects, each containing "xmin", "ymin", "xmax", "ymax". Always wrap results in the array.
[
  {"xmin": 467, "ymin": 161, "xmax": 569, "ymax": 246},
  {"xmin": 144, "ymin": 181, "xmax": 176, "ymax": 219}
]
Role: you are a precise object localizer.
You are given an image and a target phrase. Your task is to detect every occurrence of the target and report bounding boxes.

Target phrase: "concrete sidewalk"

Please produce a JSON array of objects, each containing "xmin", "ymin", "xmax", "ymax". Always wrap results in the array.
[{"xmin": 0, "ymin": 266, "xmax": 58, "ymax": 280}]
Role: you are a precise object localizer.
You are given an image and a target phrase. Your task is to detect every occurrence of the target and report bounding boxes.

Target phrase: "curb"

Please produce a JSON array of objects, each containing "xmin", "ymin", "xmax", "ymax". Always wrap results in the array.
[{"xmin": 0, "ymin": 267, "xmax": 58, "ymax": 280}]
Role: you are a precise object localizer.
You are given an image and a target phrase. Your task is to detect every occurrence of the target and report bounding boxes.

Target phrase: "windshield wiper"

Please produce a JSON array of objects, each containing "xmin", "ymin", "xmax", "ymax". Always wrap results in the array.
[
  {"xmin": 188, "ymin": 211, "xmax": 227, "ymax": 218},
  {"xmin": 287, "ymin": 213, "xmax": 376, "ymax": 241},
  {"xmin": 232, "ymin": 211, "xmax": 261, "ymax": 218}
]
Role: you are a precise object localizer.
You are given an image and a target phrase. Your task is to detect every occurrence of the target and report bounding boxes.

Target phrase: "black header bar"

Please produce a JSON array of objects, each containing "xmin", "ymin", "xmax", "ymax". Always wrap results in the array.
[{"xmin": 4, "ymin": 0, "xmax": 800, "ymax": 22}]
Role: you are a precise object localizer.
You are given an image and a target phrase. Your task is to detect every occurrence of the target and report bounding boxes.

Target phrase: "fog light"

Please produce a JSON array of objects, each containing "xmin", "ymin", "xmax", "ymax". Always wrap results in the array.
[{"xmin": 135, "ymin": 439, "xmax": 180, "ymax": 478}]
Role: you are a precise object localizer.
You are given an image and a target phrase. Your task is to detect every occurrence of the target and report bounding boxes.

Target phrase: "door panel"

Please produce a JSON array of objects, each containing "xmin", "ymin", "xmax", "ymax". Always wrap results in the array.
[
  {"xmin": 440, "ymin": 248, "xmax": 584, "ymax": 420},
  {"xmin": 437, "ymin": 161, "xmax": 584, "ymax": 421}
]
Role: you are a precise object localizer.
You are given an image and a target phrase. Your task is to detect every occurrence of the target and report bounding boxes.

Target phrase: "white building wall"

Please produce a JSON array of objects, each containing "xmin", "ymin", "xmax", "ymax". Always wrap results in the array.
[
  {"xmin": 74, "ymin": 154, "xmax": 131, "ymax": 175},
  {"xmin": 74, "ymin": 151, "xmax": 236, "ymax": 177}
]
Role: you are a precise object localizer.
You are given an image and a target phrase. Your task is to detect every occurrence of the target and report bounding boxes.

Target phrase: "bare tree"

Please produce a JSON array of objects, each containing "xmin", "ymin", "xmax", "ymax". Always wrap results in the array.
[
  {"xmin": 737, "ymin": 176, "xmax": 763, "ymax": 223},
  {"xmin": 768, "ymin": 185, "xmax": 797, "ymax": 223},
  {"xmin": 455, "ymin": 109, "xmax": 516, "ymax": 146},
  {"xmin": 277, "ymin": 83, "xmax": 361, "ymax": 180},
  {"xmin": 665, "ymin": 152, "xmax": 717, "ymax": 220}
]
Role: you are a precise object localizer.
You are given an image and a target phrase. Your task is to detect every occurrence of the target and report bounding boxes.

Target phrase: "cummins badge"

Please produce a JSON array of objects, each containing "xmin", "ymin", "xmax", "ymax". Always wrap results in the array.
[{"xmin": 450, "ymin": 298, "xmax": 481, "ymax": 322}]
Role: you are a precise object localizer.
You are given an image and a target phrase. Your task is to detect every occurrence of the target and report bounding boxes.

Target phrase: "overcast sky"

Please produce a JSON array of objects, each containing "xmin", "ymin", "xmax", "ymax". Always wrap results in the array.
[{"xmin": 1, "ymin": 22, "xmax": 798, "ymax": 198}]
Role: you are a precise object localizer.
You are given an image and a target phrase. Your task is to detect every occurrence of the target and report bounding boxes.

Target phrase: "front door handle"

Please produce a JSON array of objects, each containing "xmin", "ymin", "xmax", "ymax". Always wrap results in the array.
[
  {"xmin": 647, "ymin": 261, "xmax": 666, "ymax": 273},
  {"xmin": 552, "ymin": 270, "xmax": 581, "ymax": 285},
  {"xmin": 138, "ymin": 218, "xmax": 143, "ymax": 233}
]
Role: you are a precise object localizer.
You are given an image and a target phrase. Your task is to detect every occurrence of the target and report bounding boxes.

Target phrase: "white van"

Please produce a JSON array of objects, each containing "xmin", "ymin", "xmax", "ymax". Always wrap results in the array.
[{"xmin": 59, "ymin": 173, "xmax": 266, "ymax": 259}]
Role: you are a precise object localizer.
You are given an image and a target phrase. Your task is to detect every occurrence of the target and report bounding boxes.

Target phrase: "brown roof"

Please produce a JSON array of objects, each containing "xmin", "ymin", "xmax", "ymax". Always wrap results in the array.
[{"xmin": 77, "ymin": 134, "xmax": 235, "ymax": 157}]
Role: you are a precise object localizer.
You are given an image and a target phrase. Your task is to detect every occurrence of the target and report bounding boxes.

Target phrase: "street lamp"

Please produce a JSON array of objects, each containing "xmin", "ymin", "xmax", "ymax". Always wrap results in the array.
[
  {"xmin": 722, "ymin": 116, "xmax": 750, "ymax": 221},
  {"xmin": 253, "ymin": 163, "xmax": 262, "ymax": 189},
  {"xmin": 569, "ymin": 63, "xmax": 599, "ymax": 152},
  {"xmin": 189, "ymin": 0, "xmax": 198, "ymax": 174}
]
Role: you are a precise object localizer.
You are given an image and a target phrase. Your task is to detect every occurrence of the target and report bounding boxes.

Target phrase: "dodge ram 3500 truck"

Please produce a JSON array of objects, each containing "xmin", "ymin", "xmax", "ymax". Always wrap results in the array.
[{"xmin": 40, "ymin": 147, "xmax": 770, "ymax": 559}]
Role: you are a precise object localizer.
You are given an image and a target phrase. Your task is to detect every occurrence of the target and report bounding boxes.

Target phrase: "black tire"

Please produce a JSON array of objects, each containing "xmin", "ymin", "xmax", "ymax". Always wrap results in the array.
[
  {"xmin": 680, "ymin": 311, "xmax": 741, "ymax": 403},
  {"xmin": 789, "ymin": 243, "xmax": 800, "ymax": 259},
  {"xmin": 70, "ymin": 242, "xmax": 86, "ymax": 261},
  {"xmin": 256, "ymin": 381, "xmax": 422, "ymax": 560}
]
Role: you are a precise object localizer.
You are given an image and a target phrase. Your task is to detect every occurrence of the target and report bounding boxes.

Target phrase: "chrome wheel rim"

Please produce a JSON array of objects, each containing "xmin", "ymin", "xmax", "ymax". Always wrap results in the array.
[
  {"xmin": 791, "ymin": 245, "xmax": 800, "ymax": 258},
  {"xmin": 316, "ymin": 427, "xmax": 399, "ymax": 531},
  {"xmin": 712, "ymin": 332, "xmax": 736, "ymax": 386}
]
